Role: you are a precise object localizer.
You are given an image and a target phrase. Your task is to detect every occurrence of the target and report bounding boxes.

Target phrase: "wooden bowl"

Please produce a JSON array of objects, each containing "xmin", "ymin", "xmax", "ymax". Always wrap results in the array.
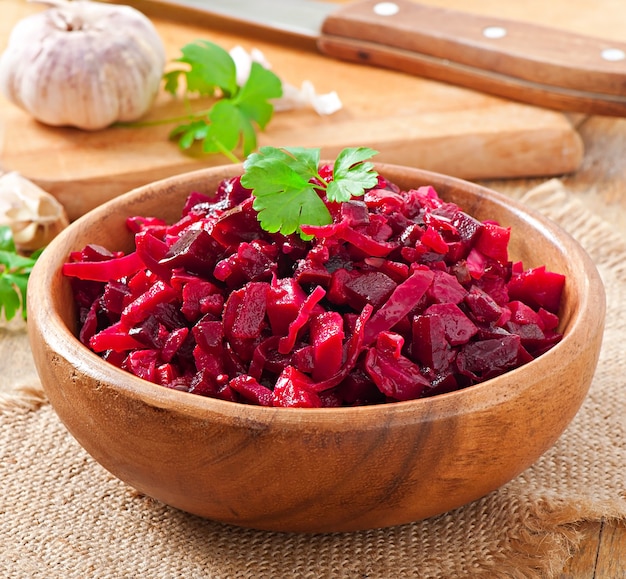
[{"xmin": 27, "ymin": 163, "xmax": 605, "ymax": 533}]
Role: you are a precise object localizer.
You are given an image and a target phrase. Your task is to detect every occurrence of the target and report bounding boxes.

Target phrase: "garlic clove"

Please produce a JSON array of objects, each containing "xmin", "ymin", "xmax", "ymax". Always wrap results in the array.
[
  {"xmin": 228, "ymin": 45, "xmax": 343, "ymax": 116},
  {"xmin": 0, "ymin": 0, "xmax": 166, "ymax": 130},
  {"xmin": 0, "ymin": 172, "xmax": 69, "ymax": 252},
  {"xmin": 274, "ymin": 81, "xmax": 343, "ymax": 116}
]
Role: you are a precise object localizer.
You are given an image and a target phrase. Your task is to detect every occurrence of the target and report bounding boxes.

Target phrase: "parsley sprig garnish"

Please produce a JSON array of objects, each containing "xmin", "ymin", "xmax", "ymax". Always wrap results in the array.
[
  {"xmin": 241, "ymin": 146, "xmax": 379, "ymax": 239},
  {"xmin": 121, "ymin": 40, "xmax": 282, "ymax": 162},
  {"xmin": 0, "ymin": 226, "xmax": 43, "ymax": 321}
]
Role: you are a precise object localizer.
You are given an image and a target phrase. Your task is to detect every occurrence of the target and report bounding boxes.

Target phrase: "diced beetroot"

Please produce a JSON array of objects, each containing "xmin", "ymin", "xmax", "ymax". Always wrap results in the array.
[
  {"xmin": 266, "ymin": 277, "xmax": 308, "ymax": 336},
  {"xmin": 421, "ymin": 226, "xmax": 448, "ymax": 254},
  {"xmin": 188, "ymin": 368, "xmax": 221, "ymax": 397},
  {"xmin": 508, "ymin": 300, "xmax": 543, "ymax": 326},
  {"xmin": 537, "ymin": 307, "xmax": 560, "ymax": 331},
  {"xmin": 192, "ymin": 319, "xmax": 225, "ymax": 379},
  {"xmin": 214, "ymin": 176, "xmax": 253, "ymax": 208},
  {"xmin": 74, "ymin": 243, "xmax": 119, "ymax": 262},
  {"xmin": 340, "ymin": 199, "xmax": 370, "ymax": 226},
  {"xmin": 101, "ymin": 348, "xmax": 127, "ymax": 368},
  {"xmin": 291, "ymin": 344, "xmax": 315, "ymax": 374},
  {"xmin": 412, "ymin": 314, "xmax": 455, "ymax": 372},
  {"xmin": 365, "ymin": 332, "xmax": 430, "ymax": 401},
  {"xmin": 199, "ymin": 294, "xmax": 224, "ymax": 317},
  {"xmin": 214, "ymin": 241, "xmax": 277, "ymax": 287},
  {"xmin": 466, "ymin": 248, "xmax": 487, "ymax": 280},
  {"xmin": 156, "ymin": 362, "xmax": 179, "ymax": 386},
  {"xmin": 230, "ymin": 282, "xmax": 270, "ymax": 339},
  {"xmin": 344, "ymin": 270, "xmax": 397, "ymax": 310},
  {"xmin": 66, "ymin": 171, "xmax": 565, "ymax": 407},
  {"xmin": 135, "ymin": 230, "xmax": 171, "ymax": 280},
  {"xmin": 363, "ymin": 257, "xmax": 409, "ymax": 283},
  {"xmin": 128, "ymin": 315, "xmax": 167, "ymax": 349},
  {"xmin": 474, "ymin": 222, "xmax": 510, "ymax": 264},
  {"xmin": 180, "ymin": 279, "xmax": 222, "ymax": 322},
  {"xmin": 182, "ymin": 191, "xmax": 218, "ymax": 215},
  {"xmin": 475, "ymin": 274, "xmax": 509, "ymax": 307},
  {"xmin": 451, "ymin": 210, "xmax": 483, "ymax": 244},
  {"xmin": 363, "ymin": 268, "xmax": 434, "ymax": 345},
  {"xmin": 508, "ymin": 265, "xmax": 565, "ymax": 314},
  {"xmin": 272, "ymin": 367, "xmax": 323, "ymax": 408},
  {"xmin": 79, "ymin": 299, "xmax": 100, "ymax": 346},
  {"xmin": 427, "ymin": 270, "xmax": 467, "ymax": 304},
  {"xmin": 334, "ymin": 369, "xmax": 385, "ymax": 406},
  {"xmin": 160, "ymin": 229, "xmax": 219, "ymax": 278},
  {"xmin": 127, "ymin": 268, "xmax": 155, "ymax": 298},
  {"xmin": 464, "ymin": 287, "xmax": 503, "ymax": 324},
  {"xmin": 161, "ymin": 327, "xmax": 189, "ymax": 362},
  {"xmin": 120, "ymin": 280, "xmax": 179, "ymax": 328},
  {"xmin": 223, "ymin": 342, "xmax": 249, "ymax": 375},
  {"xmin": 327, "ymin": 268, "xmax": 357, "ymax": 305},
  {"xmin": 210, "ymin": 197, "xmax": 263, "ymax": 247},
  {"xmin": 229, "ymin": 375, "xmax": 273, "ymax": 406},
  {"xmin": 101, "ymin": 280, "xmax": 131, "ymax": 318},
  {"xmin": 424, "ymin": 303, "xmax": 478, "ymax": 346},
  {"xmin": 504, "ymin": 321, "xmax": 547, "ymax": 351},
  {"xmin": 456, "ymin": 335, "xmax": 522, "ymax": 381},
  {"xmin": 123, "ymin": 349, "xmax": 159, "ymax": 382},
  {"xmin": 293, "ymin": 260, "xmax": 332, "ymax": 287},
  {"xmin": 366, "ymin": 213, "xmax": 394, "ymax": 242},
  {"xmin": 126, "ymin": 215, "xmax": 168, "ymax": 236},
  {"xmin": 310, "ymin": 312, "xmax": 345, "ymax": 381}
]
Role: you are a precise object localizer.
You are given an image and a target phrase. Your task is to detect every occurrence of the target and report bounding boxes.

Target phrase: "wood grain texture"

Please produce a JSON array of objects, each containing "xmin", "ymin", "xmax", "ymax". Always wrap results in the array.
[
  {"xmin": 26, "ymin": 163, "xmax": 605, "ymax": 533},
  {"xmin": 319, "ymin": 0, "xmax": 626, "ymax": 115},
  {"xmin": 559, "ymin": 520, "xmax": 626, "ymax": 578},
  {"xmin": 3, "ymin": 0, "xmax": 624, "ymax": 567},
  {"xmin": 0, "ymin": 0, "xmax": 583, "ymax": 220},
  {"xmin": 482, "ymin": 115, "xmax": 626, "ymax": 578}
]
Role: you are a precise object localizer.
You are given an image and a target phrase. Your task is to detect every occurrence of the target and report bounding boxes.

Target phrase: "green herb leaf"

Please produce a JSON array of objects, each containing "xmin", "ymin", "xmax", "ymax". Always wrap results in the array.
[
  {"xmin": 0, "ymin": 226, "xmax": 42, "ymax": 321},
  {"xmin": 0, "ymin": 226, "xmax": 16, "ymax": 252},
  {"xmin": 234, "ymin": 62, "xmax": 283, "ymax": 131},
  {"xmin": 162, "ymin": 40, "xmax": 282, "ymax": 161},
  {"xmin": 327, "ymin": 146, "xmax": 379, "ymax": 203},
  {"xmin": 242, "ymin": 146, "xmax": 379, "ymax": 239},
  {"xmin": 169, "ymin": 40, "xmax": 238, "ymax": 97},
  {"xmin": 0, "ymin": 276, "xmax": 21, "ymax": 321}
]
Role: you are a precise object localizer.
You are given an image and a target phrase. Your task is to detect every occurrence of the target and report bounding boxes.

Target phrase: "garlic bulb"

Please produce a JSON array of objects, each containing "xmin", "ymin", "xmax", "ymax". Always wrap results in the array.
[
  {"xmin": 0, "ymin": 172, "xmax": 69, "ymax": 252},
  {"xmin": 0, "ymin": 0, "xmax": 166, "ymax": 130}
]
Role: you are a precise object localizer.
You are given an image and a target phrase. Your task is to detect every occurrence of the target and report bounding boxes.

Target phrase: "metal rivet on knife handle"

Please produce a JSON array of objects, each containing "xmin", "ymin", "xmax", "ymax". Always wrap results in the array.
[
  {"xmin": 601, "ymin": 48, "xmax": 625, "ymax": 62},
  {"xmin": 373, "ymin": 2, "xmax": 399, "ymax": 17},
  {"xmin": 483, "ymin": 26, "xmax": 507, "ymax": 40}
]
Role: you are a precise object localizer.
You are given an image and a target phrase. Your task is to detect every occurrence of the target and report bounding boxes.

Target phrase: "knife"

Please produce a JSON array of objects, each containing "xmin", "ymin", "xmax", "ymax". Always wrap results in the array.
[{"xmin": 149, "ymin": 0, "xmax": 626, "ymax": 116}]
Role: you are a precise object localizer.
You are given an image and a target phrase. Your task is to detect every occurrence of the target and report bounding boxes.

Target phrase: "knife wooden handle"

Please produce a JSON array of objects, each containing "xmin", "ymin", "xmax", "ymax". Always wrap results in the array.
[{"xmin": 318, "ymin": 0, "xmax": 626, "ymax": 115}]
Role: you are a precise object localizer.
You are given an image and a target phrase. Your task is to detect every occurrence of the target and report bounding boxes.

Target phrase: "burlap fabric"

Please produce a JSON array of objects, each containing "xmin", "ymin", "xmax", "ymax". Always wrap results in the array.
[{"xmin": 1, "ymin": 181, "xmax": 624, "ymax": 578}]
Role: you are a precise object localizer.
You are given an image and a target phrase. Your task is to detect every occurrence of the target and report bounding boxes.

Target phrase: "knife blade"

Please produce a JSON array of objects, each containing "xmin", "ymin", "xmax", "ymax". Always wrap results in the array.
[{"xmin": 149, "ymin": 0, "xmax": 626, "ymax": 116}]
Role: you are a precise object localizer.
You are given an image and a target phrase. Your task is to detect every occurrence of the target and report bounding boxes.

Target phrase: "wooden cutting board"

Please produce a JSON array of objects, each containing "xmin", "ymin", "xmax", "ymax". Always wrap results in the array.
[{"xmin": 1, "ymin": 0, "xmax": 614, "ymax": 220}]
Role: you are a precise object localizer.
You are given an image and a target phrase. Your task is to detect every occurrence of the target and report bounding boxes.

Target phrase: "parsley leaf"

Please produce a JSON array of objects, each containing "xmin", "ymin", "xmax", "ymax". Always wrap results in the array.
[
  {"xmin": 0, "ymin": 226, "xmax": 42, "ymax": 321},
  {"xmin": 242, "ymin": 146, "xmax": 379, "ymax": 239},
  {"xmin": 327, "ymin": 146, "xmax": 379, "ymax": 203},
  {"xmin": 161, "ymin": 40, "xmax": 282, "ymax": 160},
  {"xmin": 164, "ymin": 40, "xmax": 238, "ymax": 98}
]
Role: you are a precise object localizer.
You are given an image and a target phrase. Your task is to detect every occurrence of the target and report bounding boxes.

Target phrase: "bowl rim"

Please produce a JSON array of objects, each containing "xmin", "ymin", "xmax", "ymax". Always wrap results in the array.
[{"xmin": 28, "ymin": 163, "xmax": 606, "ymax": 427}]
